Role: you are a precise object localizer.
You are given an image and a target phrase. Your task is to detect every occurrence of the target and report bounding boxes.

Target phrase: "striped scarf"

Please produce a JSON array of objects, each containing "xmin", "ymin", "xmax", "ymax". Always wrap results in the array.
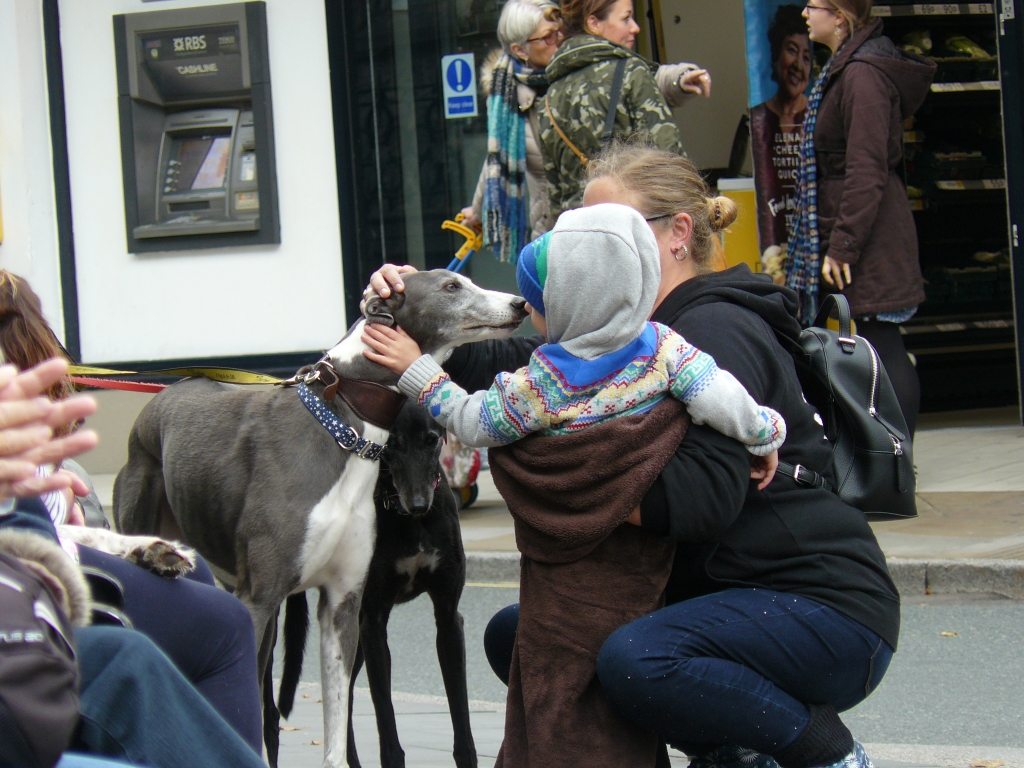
[
  {"xmin": 786, "ymin": 55, "xmax": 836, "ymax": 323},
  {"xmin": 483, "ymin": 55, "xmax": 531, "ymax": 263}
]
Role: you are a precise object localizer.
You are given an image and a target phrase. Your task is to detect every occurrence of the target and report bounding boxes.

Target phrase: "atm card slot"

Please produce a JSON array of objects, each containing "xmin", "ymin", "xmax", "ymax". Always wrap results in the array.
[{"xmin": 169, "ymin": 200, "xmax": 212, "ymax": 212}]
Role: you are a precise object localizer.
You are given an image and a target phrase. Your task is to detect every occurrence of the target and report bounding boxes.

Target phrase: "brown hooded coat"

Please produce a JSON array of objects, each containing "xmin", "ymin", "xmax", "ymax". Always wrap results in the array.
[
  {"xmin": 815, "ymin": 20, "xmax": 936, "ymax": 316},
  {"xmin": 489, "ymin": 398, "xmax": 690, "ymax": 768}
]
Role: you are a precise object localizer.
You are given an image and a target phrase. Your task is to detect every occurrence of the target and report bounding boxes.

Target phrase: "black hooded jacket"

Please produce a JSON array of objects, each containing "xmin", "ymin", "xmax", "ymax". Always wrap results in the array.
[{"xmin": 445, "ymin": 266, "xmax": 900, "ymax": 648}]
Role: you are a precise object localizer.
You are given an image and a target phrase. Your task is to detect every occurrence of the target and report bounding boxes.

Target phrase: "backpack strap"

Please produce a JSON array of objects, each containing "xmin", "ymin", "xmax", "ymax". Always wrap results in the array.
[
  {"xmin": 777, "ymin": 461, "xmax": 833, "ymax": 493},
  {"xmin": 545, "ymin": 94, "xmax": 591, "ymax": 168},
  {"xmin": 601, "ymin": 58, "xmax": 627, "ymax": 146}
]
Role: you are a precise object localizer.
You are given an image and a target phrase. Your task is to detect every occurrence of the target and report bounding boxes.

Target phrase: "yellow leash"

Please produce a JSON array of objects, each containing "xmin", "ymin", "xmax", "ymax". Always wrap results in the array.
[{"xmin": 68, "ymin": 365, "xmax": 283, "ymax": 386}]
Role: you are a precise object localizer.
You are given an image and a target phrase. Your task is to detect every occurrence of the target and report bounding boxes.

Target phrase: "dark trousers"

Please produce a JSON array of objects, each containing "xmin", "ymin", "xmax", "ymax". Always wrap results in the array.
[
  {"xmin": 856, "ymin": 319, "xmax": 920, "ymax": 437},
  {"xmin": 73, "ymin": 626, "xmax": 265, "ymax": 768},
  {"xmin": 595, "ymin": 589, "xmax": 893, "ymax": 756},
  {"xmin": 76, "ymin": 547, "xmax": 262, "ymax": 754}
]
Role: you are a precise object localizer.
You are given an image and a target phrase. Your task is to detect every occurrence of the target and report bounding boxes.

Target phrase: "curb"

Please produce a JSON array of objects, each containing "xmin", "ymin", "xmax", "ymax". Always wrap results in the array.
[{"xmin": 467, "ymin": 552, "xmax": 1024, "ymax": 599}]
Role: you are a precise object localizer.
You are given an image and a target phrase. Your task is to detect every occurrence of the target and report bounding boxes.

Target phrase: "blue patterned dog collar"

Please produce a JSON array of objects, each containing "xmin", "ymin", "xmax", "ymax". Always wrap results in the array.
[{"xmin": 297, "ymin": 383, "xmax": 387, "ymax": 461}]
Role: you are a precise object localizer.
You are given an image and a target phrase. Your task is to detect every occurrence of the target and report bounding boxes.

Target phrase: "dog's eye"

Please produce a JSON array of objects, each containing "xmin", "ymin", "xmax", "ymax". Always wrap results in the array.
[{"xmin": 443, "ymin": 281, "xmax": 460, "ymax": 292}]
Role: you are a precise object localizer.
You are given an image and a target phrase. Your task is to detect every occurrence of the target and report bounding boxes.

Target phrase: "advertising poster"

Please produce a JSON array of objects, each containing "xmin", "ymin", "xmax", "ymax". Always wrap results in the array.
[{"xmin": 742, "ymin": 1, "xmax": 813, "ymax": 271}]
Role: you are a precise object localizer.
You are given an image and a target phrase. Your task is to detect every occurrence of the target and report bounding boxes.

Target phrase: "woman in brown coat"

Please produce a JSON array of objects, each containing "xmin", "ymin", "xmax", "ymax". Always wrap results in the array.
[{"xmin": 787, "ymin": 0, "xmax": 935, "ymax": 435}]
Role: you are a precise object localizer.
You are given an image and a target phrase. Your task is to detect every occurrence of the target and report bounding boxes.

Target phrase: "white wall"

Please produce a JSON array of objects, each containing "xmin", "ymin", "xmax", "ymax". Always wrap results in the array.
[
  {"xmin": 660, "ymin": 0, "xmax": 750, "ymax": 171},
  {"xmin": 57, "ymin": 0, "xmax": 346, "ymax": 363},
  {"xmin": 0, "ymin": 0, "xmax": 65, "ymax": 339}
]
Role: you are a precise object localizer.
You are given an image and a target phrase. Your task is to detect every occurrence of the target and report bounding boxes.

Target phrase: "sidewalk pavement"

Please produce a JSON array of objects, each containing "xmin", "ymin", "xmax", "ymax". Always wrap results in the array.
[{"xmin": 277, "ymin": 682, "xmax": 1024, "ymax": 768}]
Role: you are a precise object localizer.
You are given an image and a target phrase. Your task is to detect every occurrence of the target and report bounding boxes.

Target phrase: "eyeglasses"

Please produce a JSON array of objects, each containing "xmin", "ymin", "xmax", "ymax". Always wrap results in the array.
[
  {"xmin": 805, "ymin": 3, "xmax": 836, "ymax": 11},
  {"xmin": 645, "ymin": 213, "xmax": 673, "ymax": 222},
  {"xmin": 526, "ymin": 29, "xmax": 565, "ymax": 45}
]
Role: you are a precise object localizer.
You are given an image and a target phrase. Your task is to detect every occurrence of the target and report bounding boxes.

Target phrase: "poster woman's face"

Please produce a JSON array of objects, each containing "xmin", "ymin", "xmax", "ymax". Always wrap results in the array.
[{"xmin": 775, "ymin": 32, "xmax": 811, "ymax": 100}]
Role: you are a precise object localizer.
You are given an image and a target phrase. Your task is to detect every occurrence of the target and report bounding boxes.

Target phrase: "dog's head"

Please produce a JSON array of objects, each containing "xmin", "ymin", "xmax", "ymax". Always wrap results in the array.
[
  {"xmin": 381, "ymin": 401, "xmax": 447, "ymax": 517},
  {"xmin": 362, "ymin": 270, "xmax": 529, "ymax": 359}
]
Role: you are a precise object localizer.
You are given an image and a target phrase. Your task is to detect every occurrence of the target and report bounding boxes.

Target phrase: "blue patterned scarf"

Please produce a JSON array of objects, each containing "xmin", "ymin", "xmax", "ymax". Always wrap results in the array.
[
  {"xmin": 483, "ymin": 55, "xmax": 534, "ymax": 263},
  {"xmin": 786, "ymin": 55, "xmax": 837, "ymax": 323}
]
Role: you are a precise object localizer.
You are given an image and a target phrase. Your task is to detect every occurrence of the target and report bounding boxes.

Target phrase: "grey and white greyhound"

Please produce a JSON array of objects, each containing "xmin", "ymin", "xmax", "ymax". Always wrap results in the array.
[{"xmin": 113, "ymin": 270, "xmax": 528, "ymax": 768}]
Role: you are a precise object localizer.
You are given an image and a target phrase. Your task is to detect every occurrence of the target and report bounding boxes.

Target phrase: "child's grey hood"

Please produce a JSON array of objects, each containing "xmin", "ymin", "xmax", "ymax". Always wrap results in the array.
[{"xmin": 543, "ymin": 204, "xmax": 661, "ymax": 360}]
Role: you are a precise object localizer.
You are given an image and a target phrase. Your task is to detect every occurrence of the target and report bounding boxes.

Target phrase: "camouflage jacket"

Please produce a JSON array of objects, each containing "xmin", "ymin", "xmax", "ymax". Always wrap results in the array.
[{"xmin": 540, "ymin": 35, "xmax": 684, "ymax": 216}]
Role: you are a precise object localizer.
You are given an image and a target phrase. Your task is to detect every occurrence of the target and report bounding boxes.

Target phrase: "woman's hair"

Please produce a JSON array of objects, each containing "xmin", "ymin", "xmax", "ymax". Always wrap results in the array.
[
  {"xmin": 829, "ymin": 0, "xmax": 873, "ymax": 37},
  {"xmin": 560, "ymin": 0, "xmax": 619, "ymax": 36},
  {"xmin": 768, "ymin": 5, "xmax": 808, "ymax": 81},
  {"xmin": 497, "ymin": 0, "xmax": 560, "ymax": 53},
  {"xmin": 586, "ymin": 143, "xmax": 738, "ymax": 274},
  {"xmin": 0, "ymin": 271, "xmax": 75, "ymax": 411}
]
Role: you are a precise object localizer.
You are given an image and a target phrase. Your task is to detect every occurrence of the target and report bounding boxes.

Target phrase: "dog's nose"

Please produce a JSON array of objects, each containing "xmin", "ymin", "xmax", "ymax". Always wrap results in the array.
[
  {"xmin": 408, "ymin": 503, "xmax": 430, "ymax": 516},
  {"xmin": 511, "ymin": 296, "xmax": 527, "ymax": 313}
]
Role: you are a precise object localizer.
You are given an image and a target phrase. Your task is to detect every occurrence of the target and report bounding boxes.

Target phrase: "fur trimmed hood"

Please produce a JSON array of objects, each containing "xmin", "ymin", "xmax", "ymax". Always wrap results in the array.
[
  {"xmin": 0, "ymin": 529, "xmax": 91, "ymax": 626},
  {"xmin": 479, "ymin": 48, "xmax": 506, "ymax": 97}
]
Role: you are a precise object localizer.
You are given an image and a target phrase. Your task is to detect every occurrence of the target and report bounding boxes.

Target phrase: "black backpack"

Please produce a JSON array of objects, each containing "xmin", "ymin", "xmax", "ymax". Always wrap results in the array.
[{"xmin": 780, "ymin": 294, "xmax": 917, "ymax": 521}]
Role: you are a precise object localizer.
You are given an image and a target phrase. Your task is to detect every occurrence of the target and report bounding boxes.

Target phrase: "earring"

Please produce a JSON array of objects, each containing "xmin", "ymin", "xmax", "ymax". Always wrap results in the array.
[{"xmin": 673, "ymin": 244, "xmax": 689, "ymax": 262}]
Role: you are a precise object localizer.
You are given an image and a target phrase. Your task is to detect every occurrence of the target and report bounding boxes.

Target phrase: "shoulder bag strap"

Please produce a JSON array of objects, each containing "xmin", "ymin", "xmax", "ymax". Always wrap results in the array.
[
  {"xmin": 545, "ymin": 94, "xmax": 591, "ymax": 168},
  {"xmin": 601, "ymin": 58, "xmax": 627, "ymax": 146}
]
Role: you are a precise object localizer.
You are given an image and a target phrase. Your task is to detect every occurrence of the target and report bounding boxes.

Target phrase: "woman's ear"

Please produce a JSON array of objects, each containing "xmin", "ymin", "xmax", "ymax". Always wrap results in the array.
[
  {"xmin": 671, "ymin": 212, "xmax": 694, "ymax": 252},
  {"xmin": 584, "ymin": 14, "xmax": 600, "ymax": 35},
  {"xmin": 510, "ymin": 42, "xmax": 527, "ymax": 62}
]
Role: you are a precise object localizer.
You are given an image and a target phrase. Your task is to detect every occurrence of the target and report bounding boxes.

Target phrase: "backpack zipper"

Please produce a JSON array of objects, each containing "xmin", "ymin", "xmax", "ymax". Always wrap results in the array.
[
  {"xmin": 866, "ymin": 339, "xmax": 880, "ymax": 418},
  {"xmin": 865, "ymin": 340, "xmax": 904, "ymax": 459}
]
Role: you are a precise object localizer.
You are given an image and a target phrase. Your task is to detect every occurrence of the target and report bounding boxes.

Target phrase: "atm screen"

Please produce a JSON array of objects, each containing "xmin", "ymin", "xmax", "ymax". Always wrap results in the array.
[{"xmin": 168, "ymin": 136, "xmax": 231, "ymax": 191}]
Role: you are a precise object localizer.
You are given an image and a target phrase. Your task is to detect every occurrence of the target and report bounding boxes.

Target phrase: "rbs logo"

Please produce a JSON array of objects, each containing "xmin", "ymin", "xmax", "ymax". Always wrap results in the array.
[{"xmin": 173, "ymin": 35, "xmax": 207, "ymax": 52}]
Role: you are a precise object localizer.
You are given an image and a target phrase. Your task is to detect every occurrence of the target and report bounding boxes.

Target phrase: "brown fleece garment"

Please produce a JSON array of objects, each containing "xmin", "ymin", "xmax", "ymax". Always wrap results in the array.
[{"xmin": 489, "ymin": 398, "xmax": 690, "ymax": 768}]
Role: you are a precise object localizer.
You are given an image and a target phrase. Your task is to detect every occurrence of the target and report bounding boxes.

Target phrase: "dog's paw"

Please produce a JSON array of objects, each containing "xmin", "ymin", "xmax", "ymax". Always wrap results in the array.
[{"xmin": 126, "ymin": 539, "xmax": 197, "ymax": 579}]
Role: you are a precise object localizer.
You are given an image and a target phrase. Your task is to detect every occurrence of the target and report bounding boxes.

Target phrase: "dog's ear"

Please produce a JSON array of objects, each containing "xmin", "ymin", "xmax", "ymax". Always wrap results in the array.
[{"xmin": 362, "ymin": 291, "xmax": 406, "ymax": 327}]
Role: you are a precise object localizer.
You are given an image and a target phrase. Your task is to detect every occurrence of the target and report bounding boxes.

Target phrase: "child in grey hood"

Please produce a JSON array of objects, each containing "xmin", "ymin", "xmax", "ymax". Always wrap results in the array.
[{"xmin": 364, "ymin": 203, "xmax": 785, "ymax": 465}]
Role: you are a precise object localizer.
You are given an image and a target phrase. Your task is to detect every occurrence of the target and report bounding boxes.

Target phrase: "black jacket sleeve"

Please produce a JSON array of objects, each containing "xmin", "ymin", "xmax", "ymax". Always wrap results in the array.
[
  {"xmin": 641, "ymin": 302, "xmax": 777, "ymax": 544},
  {"xmin": 640, "ymin": 423, "xmax": 750, "ymax": 542},
  {"xmin": 443, "ymin": 335, "xmax": 544, "ymax": 392}
]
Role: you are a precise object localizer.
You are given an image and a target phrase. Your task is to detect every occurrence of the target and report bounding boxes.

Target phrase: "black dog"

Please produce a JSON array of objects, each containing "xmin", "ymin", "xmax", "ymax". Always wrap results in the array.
[{"xmin": 272, "ymin": 402, "xmax": 477, "ymax": 768}]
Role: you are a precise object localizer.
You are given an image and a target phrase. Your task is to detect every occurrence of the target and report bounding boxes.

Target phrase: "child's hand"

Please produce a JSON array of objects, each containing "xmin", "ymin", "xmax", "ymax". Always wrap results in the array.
[
  {"xmin": 750, "ymin": 450, "xmax": 779, "ymax": 491},
  {"xmin": 362, "ymin": 324, "xmax": 423, "ymax": 375}
]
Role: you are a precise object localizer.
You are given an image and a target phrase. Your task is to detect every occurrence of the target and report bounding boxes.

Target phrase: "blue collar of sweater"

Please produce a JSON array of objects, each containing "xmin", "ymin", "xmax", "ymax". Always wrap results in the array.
[{"xmin": 538, "ymin": 323, "xmax": 658, "ymax": 388}]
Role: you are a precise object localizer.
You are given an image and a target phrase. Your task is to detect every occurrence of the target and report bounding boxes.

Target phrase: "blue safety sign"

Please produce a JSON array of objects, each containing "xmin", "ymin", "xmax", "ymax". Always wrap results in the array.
[{"xmin": 441, "ymin": 53, "xmax": 478, "ymax": 119}]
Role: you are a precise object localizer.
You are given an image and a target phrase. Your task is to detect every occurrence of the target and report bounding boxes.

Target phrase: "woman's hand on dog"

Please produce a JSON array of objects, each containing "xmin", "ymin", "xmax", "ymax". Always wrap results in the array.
[
  {"xmin": 364, "ymin": 264, "xmax": 418, "ymax": 308},
  {"xmin": 750, "ymin": 450, "xmax": 779, "ymax": 491},
  {"xmin": 362, "ymin": 324, "xmax": 423, "ymax": 376}
]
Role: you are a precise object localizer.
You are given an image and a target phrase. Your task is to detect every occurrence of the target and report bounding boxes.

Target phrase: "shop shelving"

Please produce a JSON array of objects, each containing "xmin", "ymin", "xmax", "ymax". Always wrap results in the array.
[{"xmin": 880, "ymin": 0, "xmax": 1016, "ymax": 409}]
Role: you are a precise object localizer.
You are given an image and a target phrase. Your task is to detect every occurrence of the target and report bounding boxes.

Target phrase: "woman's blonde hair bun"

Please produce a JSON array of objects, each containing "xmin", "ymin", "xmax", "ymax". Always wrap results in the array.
[{"xmin": 707, "ymin": 196, "xmax": 738, "ymax": 232}]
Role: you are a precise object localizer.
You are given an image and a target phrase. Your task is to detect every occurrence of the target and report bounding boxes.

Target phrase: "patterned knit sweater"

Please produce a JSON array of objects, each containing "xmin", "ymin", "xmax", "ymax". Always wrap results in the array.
[{"xmin": 398, "ymin": 322, "xmax": 786, "ymax": 455}]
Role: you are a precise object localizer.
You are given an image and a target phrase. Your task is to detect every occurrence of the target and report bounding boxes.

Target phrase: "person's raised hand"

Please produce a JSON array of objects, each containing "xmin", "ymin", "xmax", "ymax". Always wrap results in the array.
[
  {"xmin": 361, "ymin": 324, "xmax": 423, "ymax": 376},
  {"xmin": 0, "ymin": 360, "xmax": 98, "ymax": 500},
  {"xmin": 822, "ymin": 256, "xmax": 852, "ymax": 291},
  {"xmin": 750, "ymin": 450, "xmax": 779, "ymax": 491},
  {"xmin": 459, "ymin": 207, "xmax": 482, "ymax": 233},
  {"xmin": 680, "ymin": 69, "xmax": 712, "ymax": 98},
  {"xmin": 362, "ymin": 264, "xmax": 419, "ymax": 312}
]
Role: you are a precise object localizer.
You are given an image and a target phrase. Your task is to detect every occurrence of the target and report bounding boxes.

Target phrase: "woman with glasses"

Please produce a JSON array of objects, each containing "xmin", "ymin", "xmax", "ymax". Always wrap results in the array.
[
  {"xmin": 787, "ymin": 0, "xmax": 935, "ymax": 436},
  {"xmin": 462, "ymin": 0, "xmax": 708, "ymax": 260}
]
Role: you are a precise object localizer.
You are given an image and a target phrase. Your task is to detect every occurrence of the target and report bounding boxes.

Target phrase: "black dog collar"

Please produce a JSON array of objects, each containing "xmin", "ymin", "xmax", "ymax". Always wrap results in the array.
[{"xmin": 298, "ymin": 383, "xmax": 387, "ymax": 461}]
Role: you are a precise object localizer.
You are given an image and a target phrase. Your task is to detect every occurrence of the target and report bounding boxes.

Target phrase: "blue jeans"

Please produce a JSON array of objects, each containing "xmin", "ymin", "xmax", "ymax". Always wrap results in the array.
[
  {"xmin": 72, "ymin": 626, "xmax": 265, "ymax": 768},
  {"xmin": 76, "ymin": 547, "xmax": 261, "ymax": 753},
  {"xmin": 595, "ymin": 589, "xmax": 893, "ymax": 756}
]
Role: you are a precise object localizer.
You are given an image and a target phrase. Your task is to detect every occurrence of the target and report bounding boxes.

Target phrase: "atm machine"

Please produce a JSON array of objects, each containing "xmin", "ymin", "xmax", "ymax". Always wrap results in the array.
[{"xmin": 114, "ymin": 3, "xmax": 279, "ymax": 252}]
